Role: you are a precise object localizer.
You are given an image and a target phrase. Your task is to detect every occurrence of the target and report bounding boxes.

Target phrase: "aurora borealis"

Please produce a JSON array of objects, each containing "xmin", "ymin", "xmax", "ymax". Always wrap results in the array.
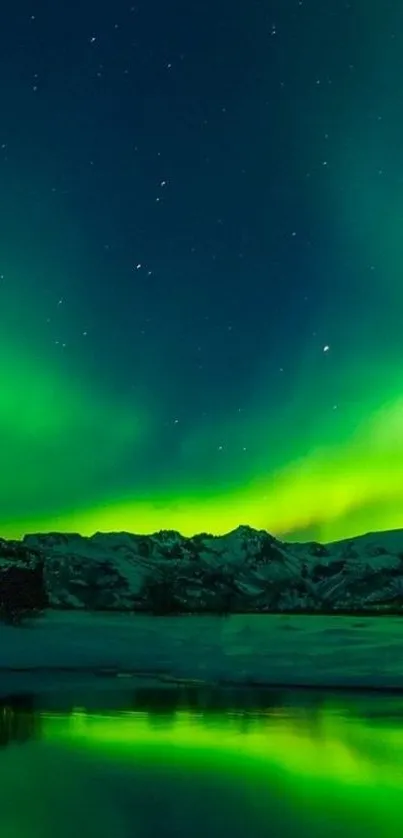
[{"xmin": 2, "ymin": 0, "xmax": 403, "ymax": 542}]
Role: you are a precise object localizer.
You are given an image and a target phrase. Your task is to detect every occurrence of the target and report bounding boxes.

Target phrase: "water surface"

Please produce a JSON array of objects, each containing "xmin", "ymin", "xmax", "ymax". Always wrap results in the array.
[{"xmin": 0, "ymin": 688, "xmax": 401, "ymax": 837}]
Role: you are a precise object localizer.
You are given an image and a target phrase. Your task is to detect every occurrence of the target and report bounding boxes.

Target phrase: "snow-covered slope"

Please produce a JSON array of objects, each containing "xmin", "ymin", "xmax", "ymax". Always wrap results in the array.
[{"xmin": 2, "ymin": 525, "xmax": 403, "ymax": 614}]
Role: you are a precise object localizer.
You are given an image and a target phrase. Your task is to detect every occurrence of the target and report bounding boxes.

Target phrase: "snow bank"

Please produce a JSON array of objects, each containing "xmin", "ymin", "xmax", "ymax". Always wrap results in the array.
[{"xmin": 0, "ymin": 611, "xmax": 402, "ymax": 695}]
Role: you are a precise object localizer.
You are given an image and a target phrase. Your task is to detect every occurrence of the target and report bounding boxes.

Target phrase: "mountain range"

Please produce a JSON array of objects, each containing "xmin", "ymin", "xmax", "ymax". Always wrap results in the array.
[{"xmin": 2, "ymin": 525, "xmax": 403, "ymax": 615}]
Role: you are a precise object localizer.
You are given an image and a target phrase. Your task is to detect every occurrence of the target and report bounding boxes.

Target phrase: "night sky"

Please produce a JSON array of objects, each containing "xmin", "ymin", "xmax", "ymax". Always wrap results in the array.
[{"xmin": 1, "ymin": 0, "xmax": 402, "ymax": 543}]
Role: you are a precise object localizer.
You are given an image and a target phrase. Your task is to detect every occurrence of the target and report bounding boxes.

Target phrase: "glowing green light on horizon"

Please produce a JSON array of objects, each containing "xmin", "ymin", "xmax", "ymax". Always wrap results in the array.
[
  {"xmin": 5, "ymin": 382, "xmax": 403, "ymax": 544},
  {"xmin": 4, "ymin": 252, "xmax": 403, "ymax": 544}
]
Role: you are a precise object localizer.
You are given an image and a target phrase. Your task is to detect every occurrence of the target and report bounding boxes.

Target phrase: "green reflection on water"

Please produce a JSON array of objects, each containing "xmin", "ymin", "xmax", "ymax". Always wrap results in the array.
[{"xmin": 0, "ymin": 691, "xmax": 402, "ymax": 837}]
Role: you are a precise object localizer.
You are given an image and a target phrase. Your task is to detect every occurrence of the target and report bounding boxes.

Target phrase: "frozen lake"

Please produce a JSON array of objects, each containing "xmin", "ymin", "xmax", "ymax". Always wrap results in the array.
[
  {"xmin": 0, "ymin": 611, "xmax": 402, "ymax": 695},
  {"xmin": 1, "ymin": 613, "xmax": 403, "ymax": 837}
]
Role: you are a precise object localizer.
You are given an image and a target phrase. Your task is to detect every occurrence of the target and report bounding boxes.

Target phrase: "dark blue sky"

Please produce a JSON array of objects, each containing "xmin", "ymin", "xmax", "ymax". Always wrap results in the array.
[{"xmin": 1, "ymin": 0, "xmax": 403, "ymax": 542}]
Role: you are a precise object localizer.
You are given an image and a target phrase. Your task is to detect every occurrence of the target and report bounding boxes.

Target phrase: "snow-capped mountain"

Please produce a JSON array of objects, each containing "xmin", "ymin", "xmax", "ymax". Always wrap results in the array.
[{"xmin": 2, "ymin": 525, "xmax": 403, "ymax": 614}]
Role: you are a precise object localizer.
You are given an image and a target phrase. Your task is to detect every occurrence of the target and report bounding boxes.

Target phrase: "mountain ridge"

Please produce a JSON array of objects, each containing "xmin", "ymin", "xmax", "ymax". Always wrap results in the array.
[{"xmin": 2, "ymin": 524, "xmax": 403, "ymax": 615}]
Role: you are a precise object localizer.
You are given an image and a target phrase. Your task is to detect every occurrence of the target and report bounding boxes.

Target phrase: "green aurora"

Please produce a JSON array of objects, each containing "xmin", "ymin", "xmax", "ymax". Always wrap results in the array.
[
  {"xmin": 2, "ymin": 187, "xmax": 403, "ymax": 543},
  {"xmin": 1, "ymin": 0, "xmax": 403, "ymax": 545},
  {"xmin": 2, "ymin": 312, "xmax": 403, "ymax": 543}
]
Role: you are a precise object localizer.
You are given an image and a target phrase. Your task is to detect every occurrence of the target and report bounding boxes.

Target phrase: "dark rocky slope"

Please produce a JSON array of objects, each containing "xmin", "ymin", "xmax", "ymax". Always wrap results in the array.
[{"xmin": 2, "ymin": 525, "xmax": 403, "ymax": 615}]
